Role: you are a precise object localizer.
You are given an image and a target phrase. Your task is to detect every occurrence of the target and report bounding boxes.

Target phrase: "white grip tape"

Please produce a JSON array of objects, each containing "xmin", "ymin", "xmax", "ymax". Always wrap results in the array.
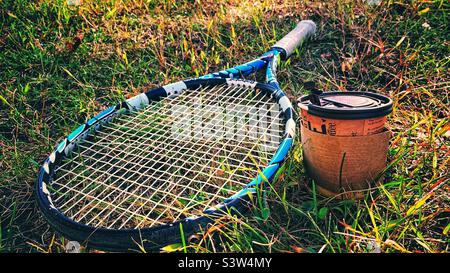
[
  {"xmin": 285, "ymin": 118, "xmax": 296, "ymax": 137},
  {"xmin": 163, "ymin": 81, "xmax": 187, "ymax": 98},
  {"xmin": 126, "ymin": 93, "xmax": 149, "ymax": 110},
  {"xmin": 278, "ymin": 96, "xmax": 292, "ymax": 112},
  {"xmin": 272, "ymin": 20, "xmax": 316, "ymax": 59}
]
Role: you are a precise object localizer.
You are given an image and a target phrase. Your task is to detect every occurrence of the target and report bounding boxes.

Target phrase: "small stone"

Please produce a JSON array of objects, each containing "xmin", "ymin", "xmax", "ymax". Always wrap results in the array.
[
  {"xmin": 367, "ymin": 241, "xmax": 381, "ymax": 253},
  {"xmin": 422, "ymin": 22, "xmax": 431, "ymax": 29},
  {"xmin": 66, "ymin": 241, "xmax": 81, "ymax": 253}
]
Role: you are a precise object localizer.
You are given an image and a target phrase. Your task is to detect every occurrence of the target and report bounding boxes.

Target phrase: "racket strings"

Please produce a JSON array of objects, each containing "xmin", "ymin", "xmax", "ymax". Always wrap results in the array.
[
  {"xmin": 128, "ymin": 86, "xmax": 279, "ymax": 228},
  {"xmin": 59, "ymin": 107, "xmax": 274, "ymax": 226},
  {"xmin": 54, "ymin": 85, "xmax": 250, "ymax": 221},
  {"xmin": 85, "ymin": 90, "xmax": 276, "ymax": 227},
  {"xmin": 51, "ymin": 85, "xmax": 243, "ymax": 227},
  {"xmin": 54, "ymin": 84, "xmax": 274, "ymax": 226},
  {"xmin": 51, "ymin": 84, "xmax": 284, "ymax": 229}
]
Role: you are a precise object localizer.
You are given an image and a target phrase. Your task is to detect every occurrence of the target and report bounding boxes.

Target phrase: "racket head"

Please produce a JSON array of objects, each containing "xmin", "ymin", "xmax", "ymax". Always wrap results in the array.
[{"xmin": 36, "ymin": 77, "xmax": 295, "ymax": 251}]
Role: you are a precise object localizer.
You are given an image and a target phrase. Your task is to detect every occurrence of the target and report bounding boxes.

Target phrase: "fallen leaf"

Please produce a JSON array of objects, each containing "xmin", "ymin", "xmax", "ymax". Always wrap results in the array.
[
  {"xmin": 291, "ymin": 245, "xmax": 305, "ymax": 253},
  {"xmin": 418, "ymin": 7, "xmax": 430, "ymax": 15}
]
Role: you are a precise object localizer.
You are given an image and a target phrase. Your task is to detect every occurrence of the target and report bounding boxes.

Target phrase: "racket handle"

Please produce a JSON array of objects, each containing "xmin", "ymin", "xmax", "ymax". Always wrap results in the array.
[{"xmin": 271, "ymin": 20, "xmax": 316, "ymax": 60}]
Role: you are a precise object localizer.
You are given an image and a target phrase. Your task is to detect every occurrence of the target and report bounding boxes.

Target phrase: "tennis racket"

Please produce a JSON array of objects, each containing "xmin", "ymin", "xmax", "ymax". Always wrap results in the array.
[{"xmin": 36, "ymin": 20, "xmax": 316, "ymax": 251}]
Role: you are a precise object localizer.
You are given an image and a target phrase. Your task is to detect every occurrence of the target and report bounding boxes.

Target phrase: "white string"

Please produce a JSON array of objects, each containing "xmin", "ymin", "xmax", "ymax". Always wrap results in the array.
[
  {"xmin": 127, "ymin": 91, "xmax": 282, "ymax": 227},
  {"xmin": 50, "ymin": 83, "xmax": 284, "ymax": 229},
  {"xmin": 56, "ymin": 84, "xmax": 278, "ymax": 226},
  {"xmin": 58, "ymin": 85, "xmax": 242, "ymax": 223},
  {"xmin": 110, "ymin": 85, "xmax": 274, "ymax": 228}
]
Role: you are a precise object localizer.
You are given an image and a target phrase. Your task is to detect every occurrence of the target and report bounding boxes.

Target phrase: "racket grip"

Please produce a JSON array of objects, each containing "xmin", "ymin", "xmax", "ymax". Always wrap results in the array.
[{"xmin": 271, "ymin": 20, "xmax": 316, "ymax": 60}]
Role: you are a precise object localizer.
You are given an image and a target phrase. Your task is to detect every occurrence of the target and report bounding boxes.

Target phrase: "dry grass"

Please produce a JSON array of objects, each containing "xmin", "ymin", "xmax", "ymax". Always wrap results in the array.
[{"xmin": 0, "ymin": 0, "xmax": 448, "ymax": 252}]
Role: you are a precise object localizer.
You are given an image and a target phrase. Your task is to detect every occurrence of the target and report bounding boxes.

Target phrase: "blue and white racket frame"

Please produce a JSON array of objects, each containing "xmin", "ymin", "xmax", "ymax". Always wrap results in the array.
[{"xmin": 36, "ymin": 20, "xmax": 316, "ymax": 251}]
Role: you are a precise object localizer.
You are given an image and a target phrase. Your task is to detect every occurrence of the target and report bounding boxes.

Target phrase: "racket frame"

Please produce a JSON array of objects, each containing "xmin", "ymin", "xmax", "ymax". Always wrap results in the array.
[{"xmin": 36, "ymin": 20, "xmax": 316, "ymax": 250}]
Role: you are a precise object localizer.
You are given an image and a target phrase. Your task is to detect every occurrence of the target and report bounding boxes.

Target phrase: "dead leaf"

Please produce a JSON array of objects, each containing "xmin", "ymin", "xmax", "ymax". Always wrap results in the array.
[{"xmin": 291, "ymin": 245, "xmax": 305, "ymax": 253}]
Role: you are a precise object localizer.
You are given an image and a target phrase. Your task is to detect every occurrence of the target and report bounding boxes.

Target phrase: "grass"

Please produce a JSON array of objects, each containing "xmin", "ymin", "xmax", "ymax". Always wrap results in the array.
[{"xmin": 0, "ymin": 0, "xmax": 449, "ymax": 253}]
